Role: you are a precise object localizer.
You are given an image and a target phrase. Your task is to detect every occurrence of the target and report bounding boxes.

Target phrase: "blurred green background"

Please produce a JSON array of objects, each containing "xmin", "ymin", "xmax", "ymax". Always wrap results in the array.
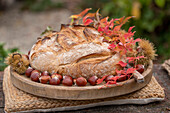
[{"xmin": 0, "ymin": 0, "xmax": 169, "ymax": 71}]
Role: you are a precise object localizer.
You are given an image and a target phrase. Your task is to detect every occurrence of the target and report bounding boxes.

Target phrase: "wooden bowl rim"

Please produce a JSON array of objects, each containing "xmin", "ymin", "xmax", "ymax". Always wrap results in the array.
[{"xmin": 11, "ymin": 60, "xmax": 153, "ymax": 90}]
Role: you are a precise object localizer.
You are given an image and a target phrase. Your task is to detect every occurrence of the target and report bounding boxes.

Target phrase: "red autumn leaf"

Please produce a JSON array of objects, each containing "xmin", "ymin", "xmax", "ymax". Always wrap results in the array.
[
  {"xmin": 134, "ymin": 38, "xmax": 141, "ymax": 43},
  {"xmin": 121, "ymin": 16, "xmax": 134, "ymax": 25},
  {"xmin": 97, "ymin": 75, "xmax": 108, "ymax": 84},
  {"xmin": 117, "ymin": 61, "xmax": 127, "ymax": 67},
  {"xmin": 113, "ymin": 25, "xmax": 122, "ymax": 31},
  {"xmin": 118, "ymin": 16, "xmax": 125, "ymax": 24},
  {"xmin": 108, "ymin": 43, "xmax": 116, "ymax": 50},
  {"xmin": 127, "ymin": 56, "xmax": 146, "ymax": 63},
  {"xmin": 82, "ymin": 13, "xmax": 95, "ymax": 23},
  {"xmin": 119, "ymin": 36, "xmax": 126, "ymax": 44},
  {"xmin": 106, "ymin": 80, "xmax": 116, "ymax": 85},
  {"xmin": 115, "ymin": 19, "xmax": 120, "ymax": 24},
  {"xmin": 109, "ymin": 76, "xmax": 120, "ymax": 81},
  {"xmin": 79, "ymin": 8, "xmax": 92, "ymax": 17},
  {"xmin": 116, "ymin": 69, "xmax": 124, "ymax": 74},
  {"xmin": 114, "ymin": 18, "xmax": 120, "ymax": 21},
  {"xmin": 83, "ymin": 19, "xmax": 93, "ymax": 25},
  {"xmin": 126, "ymin": 68, "xmax": 136, "ymax": 74},
  {"xmin": 128, "ymin": 26, "xmax": 135, "ymax": 33},
  {"xmin": 70, "ymin": 8, "xmax": 91, "ymax": 19},
  {"xmin": 128, "ymin": 47, "xmax": 133, "ymax": 52},
  {"xmin": 104, "ymin": 25, "xmax": 109, "ymax": 34},
  {"xmin": 97, "ymin": 27, "xmax": 103, "ymax": 32},
  {"xmin": 124, "ymin": 32, "xmax": 134, "ymax": 39},
  {"xmin": 100, "ymin": 16, "xmax": 109, "ymax": 24},
  {"xmin": 108, "ymin": 19, "xmax": 114, "ymax": 29},
  {"xmin": 117, "ymin": 45, "xmax": 126, "ymax": 54},
  {"xmin": 126, "ymin": 57, "xmax": 135, "ymax": 63},
  {"xmin": 136, "ymin": 56, "xmax": 146, "ymax": 60}
]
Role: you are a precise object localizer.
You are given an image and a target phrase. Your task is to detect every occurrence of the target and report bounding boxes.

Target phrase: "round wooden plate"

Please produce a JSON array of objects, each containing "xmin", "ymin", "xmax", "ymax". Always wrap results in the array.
[{"xmin": 10, "ymin": 61, "xmax": 153, "ymax": 100}]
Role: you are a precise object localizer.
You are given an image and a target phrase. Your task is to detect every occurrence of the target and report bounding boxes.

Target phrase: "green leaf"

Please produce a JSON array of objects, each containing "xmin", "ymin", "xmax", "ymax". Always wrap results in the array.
[
  {"xmin": 0, "ymin": 43, "xmax": 8, "ymax": 58},
  {"xmin": 41, "ymin": 26, "xmax": 53, "ymax": 35},
  {"xmin": 0, "ymin": 43, "xmax": 19, "ymax": 71},
  {"xmin": 46, "ymin": 26, "xmax": 52, "ymax": 31},
  {"xmin": 0, "ymin": 62, "xmax": 7, "ymax": 71},
  {"xmin": 8, "ymin": 48, "xmax": 19, "ymax": 53},
  {"xmin": 155, "ymin": 0, "xmax": 165, "ymax": 8},
  {"xmin": 139, "ymin": 0, "xmax": 152, "ymax": 6}
]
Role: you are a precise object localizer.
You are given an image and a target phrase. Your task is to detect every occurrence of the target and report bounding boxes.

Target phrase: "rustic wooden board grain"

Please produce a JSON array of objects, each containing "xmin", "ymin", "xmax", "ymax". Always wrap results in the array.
[{"xmin": 10, "ymin": 61, "xmax": 153, "ymax": 100}]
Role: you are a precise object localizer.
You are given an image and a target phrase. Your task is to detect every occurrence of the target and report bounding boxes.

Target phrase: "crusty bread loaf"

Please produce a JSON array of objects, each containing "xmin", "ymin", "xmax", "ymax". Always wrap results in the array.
[{"xmin": 29, "ymin": 25, "xmax": 122, "ymax": 78}]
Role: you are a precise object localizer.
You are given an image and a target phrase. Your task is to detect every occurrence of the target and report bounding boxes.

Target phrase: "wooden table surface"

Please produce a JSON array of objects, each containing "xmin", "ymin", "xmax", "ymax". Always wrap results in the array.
[{"xmin": 0, "ymin": 64, "xmax": 169, "ymax": 113}]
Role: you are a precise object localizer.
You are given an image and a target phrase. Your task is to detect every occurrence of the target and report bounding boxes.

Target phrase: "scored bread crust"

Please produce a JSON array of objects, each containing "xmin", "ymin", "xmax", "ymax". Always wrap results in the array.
[{"xmin": 29, "ymin": 25, "xmax": 122, "ymax": 79}]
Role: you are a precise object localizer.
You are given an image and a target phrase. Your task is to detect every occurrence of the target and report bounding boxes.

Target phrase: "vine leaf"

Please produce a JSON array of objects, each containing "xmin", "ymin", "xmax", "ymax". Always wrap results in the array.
[
  {"xmin": 117, "ymin": 61, "xmax": 127, "ymax": 67},
  {"xmin": 83, "ymin": 19, "xmax": 93, "ymax": 25},
  {"xmin": 70, "ymin": 8, "xmax": 92, "ymax": 19},
  {"xmin": 97, "ymin": 75, "xmax": 108, "ymax": 84},
  {"xmin": 41, "ymin": 26, "xmax": 52, "ymax": 35}
]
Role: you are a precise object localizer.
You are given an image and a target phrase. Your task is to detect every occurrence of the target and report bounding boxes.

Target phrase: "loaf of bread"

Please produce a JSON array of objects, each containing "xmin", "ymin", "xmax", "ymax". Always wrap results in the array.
[{"xmin": 29, "ymin": 25, "xmax": 122, "ymax": 79}]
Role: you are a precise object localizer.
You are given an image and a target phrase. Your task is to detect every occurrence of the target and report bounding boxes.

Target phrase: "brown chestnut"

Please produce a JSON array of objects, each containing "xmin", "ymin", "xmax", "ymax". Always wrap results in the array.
[
  {"xmin": 105, "ymin": 75, "xmax": 114, "ymax": 83},
  {"xmin": 31, "ymin": 70, "xmax": 40, "ymax": 74},
  {"xmin": 49, "ymin": 77, "xmax": 60, "ymax": 85},
  {"xmin": 88, "ymin": 76, "xmax": 98, "ymax": 86},
  {"xmin": 25, "ymin": 67, "xmax": 34, "ymax": 77},
  {"xmin": 51, "ymin": 73, "xmax": 62, "ymax": 80},
  {"xmin": 76, "ymin": 77, "xmax": 87, "ymax": 86},
  {"xmin": 136, "ymin": 64, "xmax": 144, "ymax": 74},
  {"xmin": 30, "ymin": 70, "xmax": 40, "ymax": 82},
  {"xmin": 62, "ymin": 75, "xmax": 73, "ymax": 86},
  {"xmin": 117, "ymin": 75, "xmax": 127, "ymax": 82},
  {"xmin": 39, "ymin": 75, "xmax": 51, "ymax": 84},
  {"xmin": 41, "ymin": 71, "xmax": 49, "ymax": 76}
]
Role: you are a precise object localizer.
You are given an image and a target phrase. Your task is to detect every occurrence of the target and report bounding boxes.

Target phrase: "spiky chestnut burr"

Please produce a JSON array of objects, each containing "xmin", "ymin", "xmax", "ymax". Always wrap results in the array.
[
  {"xmin": 138, "ymin": 39, "xmax": 157, "ymax": 60},
  {"xmin": 5, "ymin": 52, "xmax": 30, "ymax": 74},
  {"xmin": 137, "ymin": 39, "xmax": 157, "ymax": 66}
]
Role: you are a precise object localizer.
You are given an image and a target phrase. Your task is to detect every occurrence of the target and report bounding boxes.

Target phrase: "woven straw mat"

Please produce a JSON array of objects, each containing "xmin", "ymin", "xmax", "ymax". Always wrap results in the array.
[{"xmin": 3, "ymin": 66, "xmax": 165, "ymax": 113}]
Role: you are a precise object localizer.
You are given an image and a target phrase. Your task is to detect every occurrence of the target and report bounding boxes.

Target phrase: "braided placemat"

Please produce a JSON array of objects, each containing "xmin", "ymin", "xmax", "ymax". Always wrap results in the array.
[{"xmin": 3, "ymin": 66, "xmax": 165, "ymax": 113}]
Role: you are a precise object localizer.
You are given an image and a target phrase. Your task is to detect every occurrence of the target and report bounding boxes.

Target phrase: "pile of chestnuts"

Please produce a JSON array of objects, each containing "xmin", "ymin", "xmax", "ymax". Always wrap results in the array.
[
  {"xmin": 25, "ymin": 67, "xmax": 99, "ymax": 86},
  {"xmin": 25, "ymin": 63, "xmax": 145, "ymax": 86}
]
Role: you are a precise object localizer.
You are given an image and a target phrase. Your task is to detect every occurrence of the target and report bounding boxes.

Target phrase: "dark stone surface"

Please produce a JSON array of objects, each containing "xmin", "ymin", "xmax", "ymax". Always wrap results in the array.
[{"xmin": 0, "ymin": 65, "xmax": 169, "ymax": 113}]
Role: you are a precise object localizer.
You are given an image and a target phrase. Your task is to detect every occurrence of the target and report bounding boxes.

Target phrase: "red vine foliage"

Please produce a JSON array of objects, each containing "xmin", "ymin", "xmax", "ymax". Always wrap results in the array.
[{"xmin": 70, "ymin": 8, "xmax": 146, "ymax": 87}]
